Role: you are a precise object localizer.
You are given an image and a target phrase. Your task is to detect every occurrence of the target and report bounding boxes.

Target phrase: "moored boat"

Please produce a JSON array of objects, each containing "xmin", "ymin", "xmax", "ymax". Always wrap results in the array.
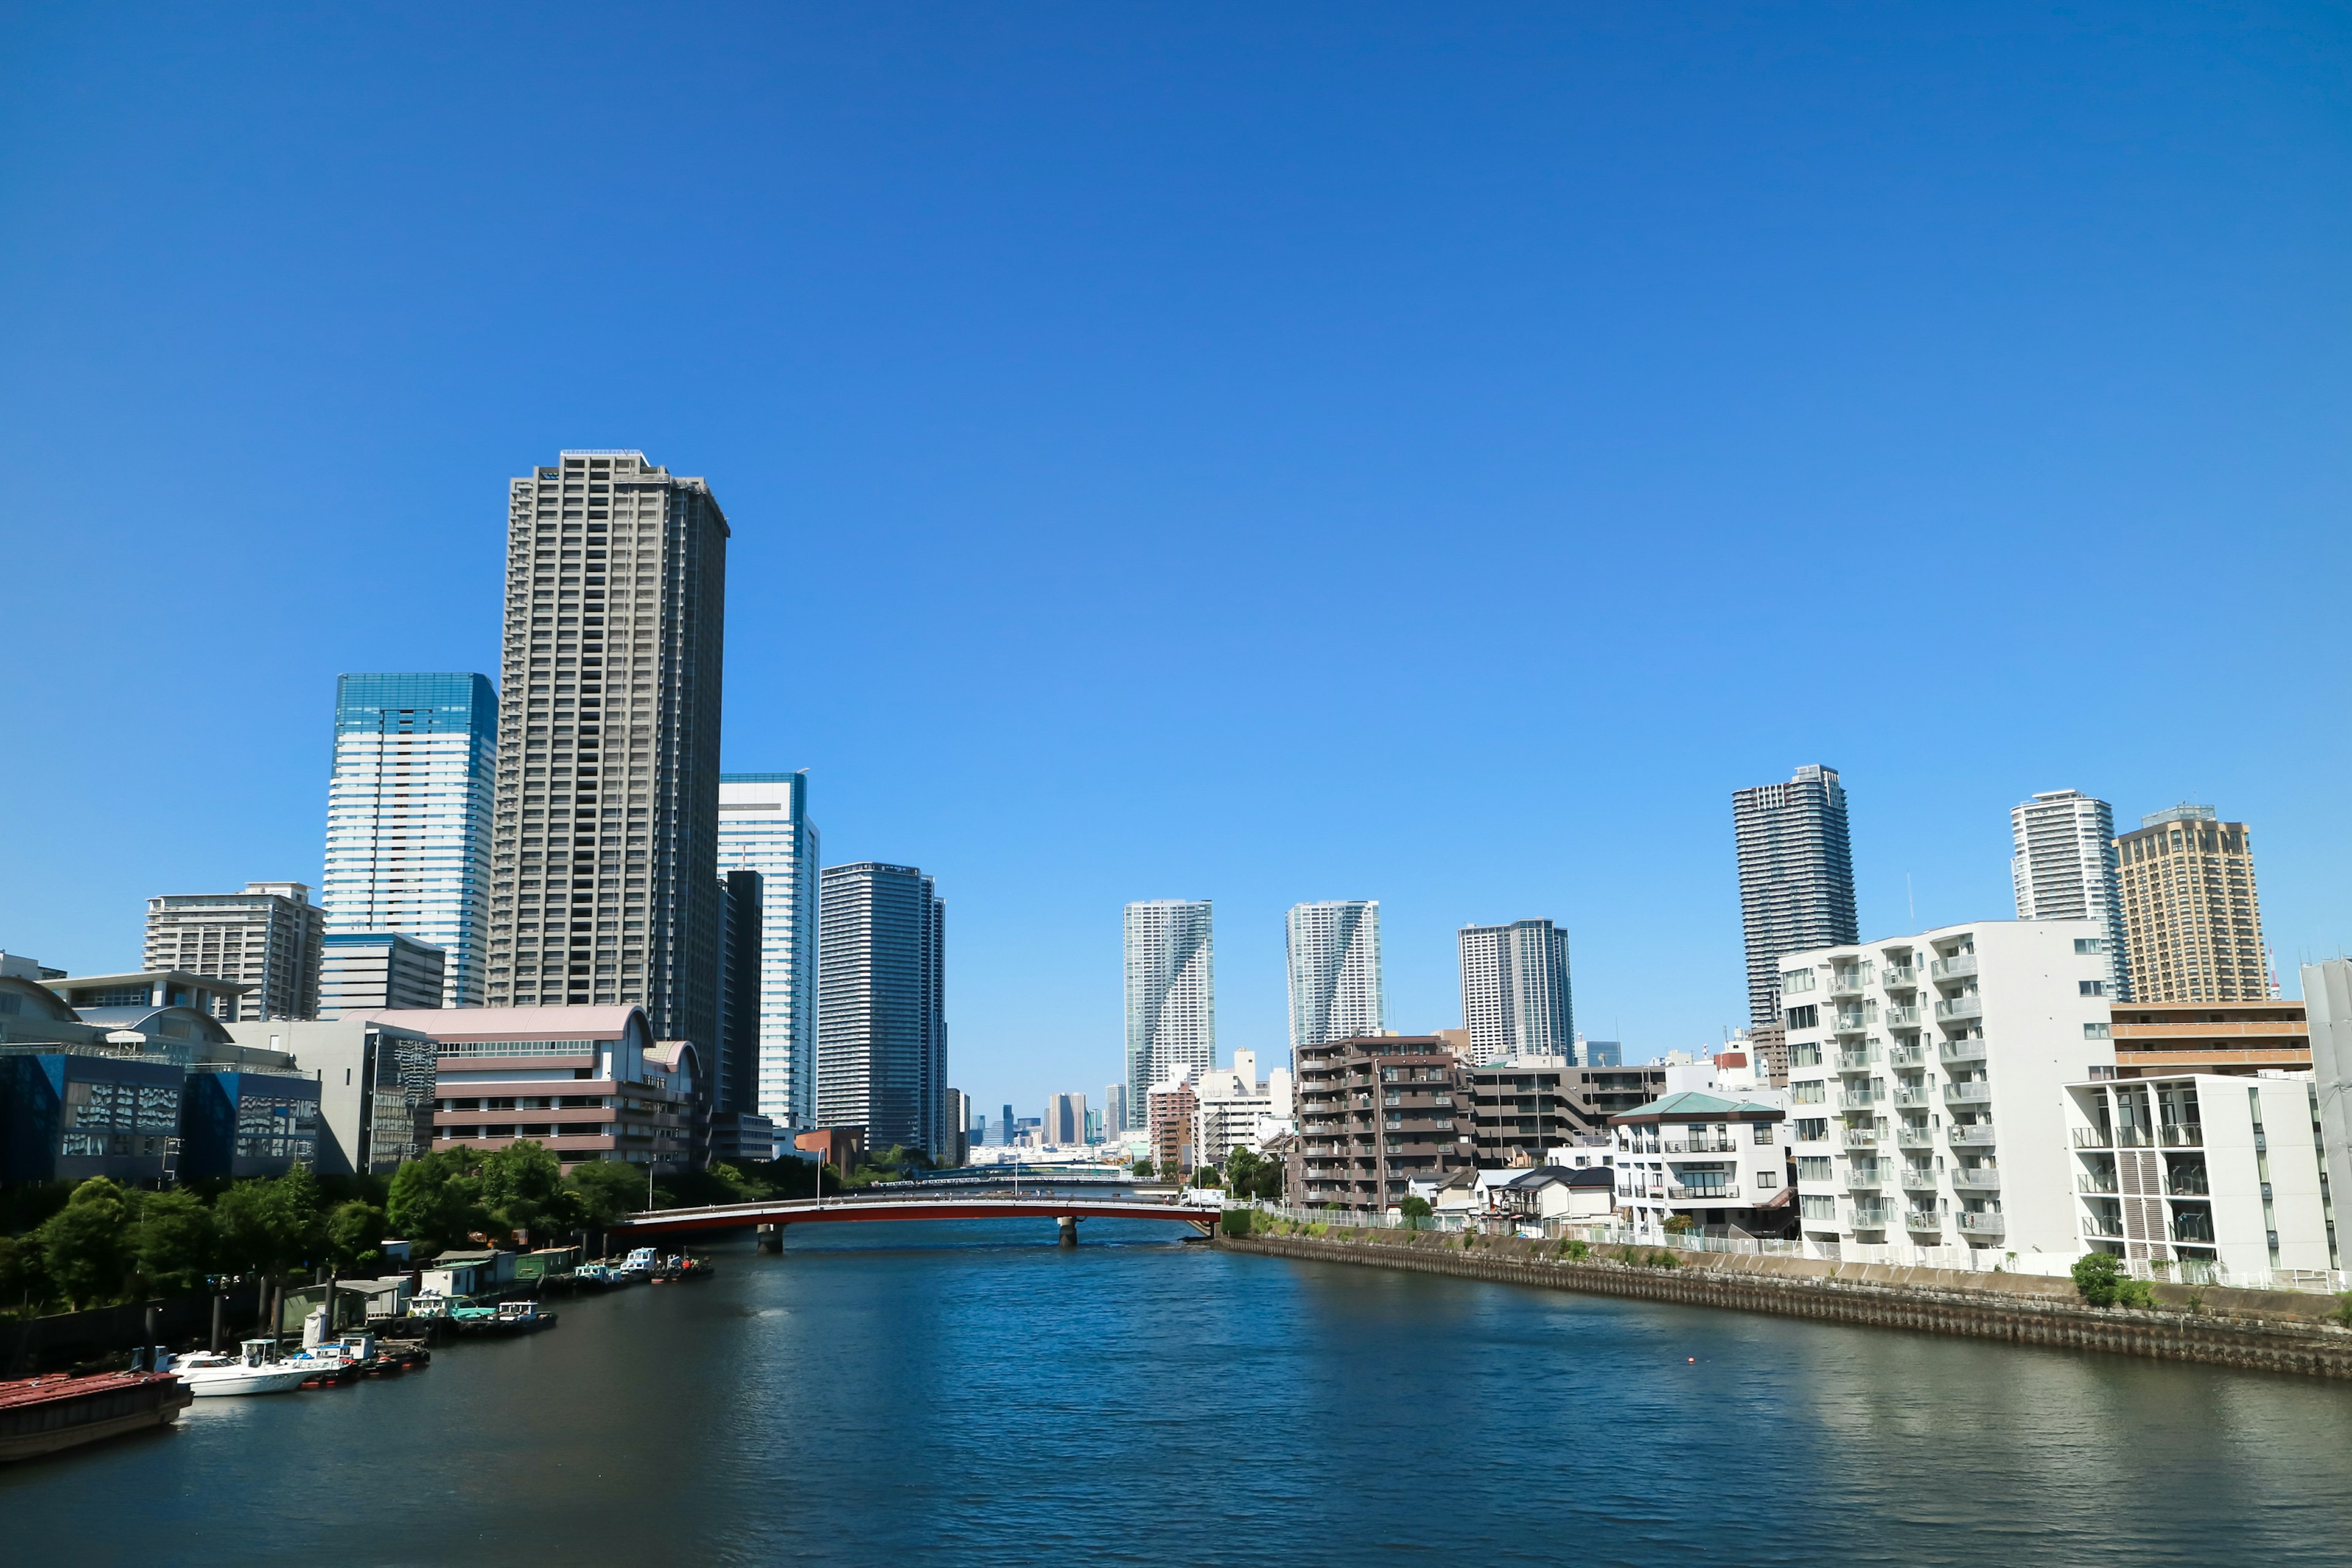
[
  {"xmin": 175, "ymin": 1340, "xmax": 309, "ymax": 1397},
  {"xmin": 0, "ymin": 1370, "xmax": 192, "ymax": 1463}
]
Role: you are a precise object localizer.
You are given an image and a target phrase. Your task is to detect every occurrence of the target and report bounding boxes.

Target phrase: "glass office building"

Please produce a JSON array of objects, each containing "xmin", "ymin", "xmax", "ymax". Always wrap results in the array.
[
  {"xmin": 719, "ymin": 772, "xmax": 820, "ymax": 1131},
  {"xmin": 323, "ymin": 673, "xmax": 497, "ymax": 1008}
]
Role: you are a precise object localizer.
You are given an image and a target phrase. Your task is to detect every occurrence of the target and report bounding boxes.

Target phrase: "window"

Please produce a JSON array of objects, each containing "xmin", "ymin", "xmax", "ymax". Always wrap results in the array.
[
  {"xmin": 1785, "ymin": 1004, "xmax": 1819, "ymax": 1031},
  {"xmin": 1798, "ymin": 1156, "xmax": 1833, "ymax": 1182},
  {"xmin": 1752, "ymin": 1123, "xmax": 1774, "ymax": 1145},
  {"xmin": 1795, "ymin": 1118, "xmax": 1828, "ymax": 1143},
  {"xmin": 2079, "ymin": 980, "xmax": 2105, "ymax": 997},
  {"xmin": 1758, "ymin": 1170, "xmax": 1782, "ymax": 1191},
  {"xmin": 2084, "ymin": 1023, "xmax": 2111, "ymax": 1039},
  {"xmin": 2074, "ymin": 938, "xmax": 2105, "ymax": 955}
]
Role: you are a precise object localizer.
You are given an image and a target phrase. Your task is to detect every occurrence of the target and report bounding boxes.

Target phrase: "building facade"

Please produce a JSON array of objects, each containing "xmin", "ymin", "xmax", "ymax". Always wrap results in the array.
[
  {"xmin": 2010, "ymin": 788, "xmax": 2130, "ymax": 1000},
  {"xmin": 1192, "ymin": 1050, "xmax": 1294, "ymax": 1169},
  {"xmin": 318, "ymin": 931, "xmax": 447, "ymax": 1017},
  {"xmin": 143, "ymin": 882, "xmax": 325, "ymax": 1022},
  {"xmin": 485, "ymin": 450, "xmax": 729, "ymax": 1058},
  {"xmin": 2108, "ymin": 1000, "xmax": 2308, "ymax": 1079},
  {"xmin": 1610, "ymin": 1090, "xmax": 1795, "ymax": 1233},
  {"xmin": 2064, "ymin": 1070, "xmax": 2340, "ymax": 1281},
  {"xmin": 717, "ymin": 771, "xmax": 820, "ymax": 1131},
  {"xmin": 224, "ymin": 1017, "xmax": 437, "ymax": 1176},
  {"xmin": 1733, "ymin": 764, "xmax": 1858, "ymax": 1029},
  {"xmin": 815, "ymin": 863, "xmax": 948, "ymax": 1161},
  {"xmin": 1464, "ymin": 1058, "xmax": 1668, "ymax": 1164},
  {"xmin": 1458, "ymin": 919, "xmax": 1574, "ymax": 1066},
  {"xmin": 321, "ymin": 671, "xmax": 497, "ymax": 1007},
  {"xmin": 1147, "ymin": 1076, "xmax": 1199, "ymax": 1172},
  {"xmin": 713, "ymin": 867, "xmax": 764, "ymax": 1123},
  {"xmin": 1783, "ymin": 919, "xmax": 2114, "ymax": 1264},
  {"xmin": 1291, "ymin": 1035, "xmax": 1473, "ymax": 1210},
  {"xmin": 1044, "ymin": 1091, "xmax": 1089, "ymax": 1147},
  {"xmin": 2114, "ymin": 804, "xmax": 2269, "ymax": 1003},
  {"xmin": 1286, "ymin": 901, "xmax": 1385, "ymax": 1055},
  {"xmin": 1124, "ymin": 900, "xmax": 1215, "ymax": 1129},
  {"xmin": 1103, "ymin": 1081, "xmax": 1128, "ymax": 1140}
]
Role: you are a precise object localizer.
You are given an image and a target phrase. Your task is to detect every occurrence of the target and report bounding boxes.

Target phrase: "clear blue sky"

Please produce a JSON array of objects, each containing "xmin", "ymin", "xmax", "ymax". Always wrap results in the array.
[{"xmin": 3, "ymin": 5, "xmax": 2347, "ymax": 1116}]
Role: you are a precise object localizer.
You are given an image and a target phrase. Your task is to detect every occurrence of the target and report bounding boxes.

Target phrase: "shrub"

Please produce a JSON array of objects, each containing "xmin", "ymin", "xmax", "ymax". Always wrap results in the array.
[
  {"xmin": 1221, "ymin": 1208, "xmax": 1252, "ymax": 1239},
  {"xmin": 2331, "ymin": 1292, "xmax": 2352, "ymax": 1329},
  {"xmin": 1646, "ymin": 1250, "xmax": 1681, "ymax": 1270},
  {"xmin": 1556, "ymin": 1239, "xmax": 1589, "ymax": 1261},
  {"xmin": 2071, "ymin": 1251, "xmax": 2126, "ymax": 1307},
  {"xmin": 2116, "ymin": 1278, "xmax": 2157, "ymax": 1310}
]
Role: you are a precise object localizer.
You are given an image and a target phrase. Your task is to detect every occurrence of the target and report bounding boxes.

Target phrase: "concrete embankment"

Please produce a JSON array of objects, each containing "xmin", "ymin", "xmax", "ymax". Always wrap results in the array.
[{"xmin": 1215, "ymin": 1228, "xmax": 2352, "ymax": 1379}]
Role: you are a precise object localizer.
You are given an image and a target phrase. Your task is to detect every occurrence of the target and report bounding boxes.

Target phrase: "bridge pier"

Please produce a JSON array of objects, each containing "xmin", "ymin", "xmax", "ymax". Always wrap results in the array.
[
  {"xmin": 1058, "ymin": 1215, "xmax": 1079, "ymax": 1248},
  {"xmin": 756, "ymin": 1224, "xmax": 784, "ymax": 1254}
]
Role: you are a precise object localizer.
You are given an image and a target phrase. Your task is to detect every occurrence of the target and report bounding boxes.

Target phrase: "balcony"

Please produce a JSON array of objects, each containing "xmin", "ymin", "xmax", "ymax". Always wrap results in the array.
[
  {"xmin": 1939, "ymin": 1038, "xmax": 1987, "ymax": 1065},
  {"xmin": 1845, "ymin": 1165, "xmax": 1887, "ymax": 1190},
  {"xmin": 1951, "ymin": 1167, "xmax": 2001, "ymax": 1193},
  {"xmin": 1667, "ymin": 1184, "xmax": 1741, "ymax": 1202},
  {"xmin": 1934, "ymin": 995, "xmax": 1985, "ymax": 1023},
  {"xmin": 1838, "ymin": 1090, "xmax": 1883, "ymax": 1112},
  {"xmin": 1888, "ymin": 1044, "xmax": 1927, "ymax": 1068},
  {"xmin": 2081, "ymin": 1213, "xmax": 2125, "ymax": 1240},
  {"xmin": 1832, "ymin": 1010, "xmax": 1871, "ymax": 1037},
  {"xmin": 1948, "ymin": 1124, "xmax": 1997, "ymax": 1147},
  {"xmin": 1662, "ymin": 1135, "xmax": 1742, "ymax": 1154},
  {"xmin": 2076, "ymin": 1172, "xmax": 2119, "ymax": 1194},
  {"xmin": 1943, "ymin": 1080, "xmax": 1992, "ymax": 1105},
  {"xmin": 2161, "ymin": 1123, "xmax": 2203, "ymax": 1148},
  {"xmin": 1829, "ymin": 971, "xmax": 1868, "ymax": 998},
  {"xmin": 1883, "ymin": 965, "xmax": 1918, "ymax": 989},
  {"xmin": 1900, "ymin": 1165, "xmax": 1938, "ymax": 1189},
  {"xmin": 1839, "ymin": 1127, "xmax": 1882, "ymax": 1149},
  {"xmin": 1904, "ymin": 1210, "xmax": 1942, "ymax": 1231},
  {"xmin": 1850, "ymin": 1200, "xmax": 1896, "ymax": 1228},
  {"xmin": 1893, "ymin": 1085, "xmax": 1934, "ymax": 1107},
  {"xmin": 1956, "ymin": 1212, "xmax": 2007, "ymax": 1237},
  {"xmin": 1882, "ymin": 1006, "xmax": 1922, "ymax": 1030},
  {"xmin": 1836, "ymin": 1047, "xmax": 1880, "ymax": 1072},
  {"xmin": 1897, "ymin": 1125, "xmax": 1936, "ymax": 1148},
  {"xmin": 2165, "ymin": 1165, "xmax": 2211, "ymax": 1196},
  {"xmin": 1929, "ymin": 954, "xmax": 1979, "ymax": 982},
  {"xmin": 2170, "ymin": 1212, "xmax": 2217, "ymax": 1245}
]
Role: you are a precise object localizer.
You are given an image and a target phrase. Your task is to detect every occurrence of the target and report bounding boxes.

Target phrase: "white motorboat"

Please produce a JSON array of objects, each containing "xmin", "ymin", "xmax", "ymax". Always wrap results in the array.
[{"xmin": 175, "ymin": 1340, "xmax": 307, "ymax": 1397}]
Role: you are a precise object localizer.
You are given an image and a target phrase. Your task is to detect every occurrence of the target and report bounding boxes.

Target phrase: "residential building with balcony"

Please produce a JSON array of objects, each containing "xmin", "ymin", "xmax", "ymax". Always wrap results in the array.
[
  {"xmin": 1466, "ymin": 1059, "xmax": 1668, "ymax": 1165},
  {"xmin": 2114, "ymin": 804, "xmax": 2269, "ymax": 1003},
  {"xmin": 1733, "ymin": 764, "xmax": 1858, "ymax": 1029},
  {"xmin": 1608, "ymin": 1091, "xmax": 1794, "ymax": 1233},
  {"xmin": 1783, "ymin": 919, "xmax": 2114, "ymax": 1263},
  {"xmin": 1193, "ymin": 1050, "xmax": 1294, "ymax": 1170},
  {"xmin": 375, "ymin": 1004, "xmax": 699, "ymax": 1173},
  {"xmin": 143, "ymin": 883, "xmax": 325, "ymax": 1021},
  {"xmin": 2107, "ymin": 1000, "xmax": 2307, "ymax": 1079},
  {"xmin": 1290, "ymin": 1035, "xmax": 1474, "ymax": 1210},
  {"xmin": 2010, "ymin": 789, "xmax": 2131, "ymax": 999},
  {"xmin": 2063, "ymin": 1071, "xmax": 2339, "ymax": 1281},
  {"xmin": 1457, "ymin": 918, "xmax": 1573, "ymax": 1065},
  {"xmin": 1147, "ymin": 1075, "xmax": 1199, "ymax": 1172}
]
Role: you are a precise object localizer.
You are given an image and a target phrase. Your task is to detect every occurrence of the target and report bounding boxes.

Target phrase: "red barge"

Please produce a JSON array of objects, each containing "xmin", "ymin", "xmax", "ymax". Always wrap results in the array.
[{"xmin": 0, "ymin": 1371, "xmax": 193, "ymax": 1462}]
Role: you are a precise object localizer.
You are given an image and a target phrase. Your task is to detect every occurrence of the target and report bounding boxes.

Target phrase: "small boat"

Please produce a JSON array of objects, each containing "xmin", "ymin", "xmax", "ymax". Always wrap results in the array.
[
  {"xmin": 176, "ymin": 1340, "xmax": 309, "ymax": 1398},
  {"xmin": 0, "ymin": 1369, "xmax": 192, "ymax": 1462},
  {"xmin": 492, "ymin": 1300, "xmax": 557, "ymax": 1333},
  {"xmin": 369, "ymin": 1336, "xmax": 431, "ymax": 1374}
]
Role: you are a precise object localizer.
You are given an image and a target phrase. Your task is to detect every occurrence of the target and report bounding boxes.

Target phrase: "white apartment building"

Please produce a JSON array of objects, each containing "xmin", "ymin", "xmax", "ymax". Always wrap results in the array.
[
  {"xmin": 1191, "ymin": 1050, "xmax": 1295, "ymax": 1169},
  {"xmin": 1784, "ymin": 919, "xmax": 2114, "ymax": 1266},
  {"xmin": 2064, "ymin": 1070, "xmax": 2341, "ymax": 1283},
  {"xmin": 144, "ymin": 882, "xmax": 325, "ymax": 1022},
  {"xmin": 1609, "ymin": 1090, "xmax": 1793, "ymax": 1229},
  {"xmin": 1458, "ymin": 918, "xmax": 1573, "ymax": 1065},
  {"xmin": 1286, "ymin": 900, "xmax": 1384, "ymax": 1054},
  {"xmin": 718, "ymin": 771, "xmax": 820, "ymax": 1131},
  {"xmin": 2010, "ymin": 789, "xmax": 2131, "ymax": 1000},
  {"xmin": 1125, "ymin": 900, "xmax": 1216, "ymax": 1128}
]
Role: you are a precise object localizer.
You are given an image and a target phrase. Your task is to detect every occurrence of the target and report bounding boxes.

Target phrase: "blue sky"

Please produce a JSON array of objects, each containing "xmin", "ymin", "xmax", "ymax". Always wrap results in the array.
[{"xmin": 2, "ymin": 4, "xmax": 2347, "ymax": 1114}]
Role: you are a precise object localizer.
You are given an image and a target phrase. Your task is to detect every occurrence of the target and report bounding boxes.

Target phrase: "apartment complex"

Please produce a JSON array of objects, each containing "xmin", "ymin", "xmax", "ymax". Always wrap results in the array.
[
  {"xmin": 2010, "ymin": 789, "xmax": 2130, "ymax": 1000},
  {"xmin": 1464, "ymin": 1059, "xmax": 1669, "ymax": 1165},
  {"xmin": 2108, "ymin": 1000, "xmax": 2308, "ymax": 1079},
  {"xmin": 1044, "ymin": 1091, "xmax": 1089, "ymax": 1147},
  {"xmin": 321, "ymin": 671, "xmax": 497, "ymax": 1007},
  {"xmin": 318, "ymin": 931, "xmax": 447, "ymax": 1017},
  {"xmin": 1286, "ymin": 900, "xmax": 1385, "ymax": 1053},
  {"xmin": 1292, "ymin": 1035, "xmax": 1474, "ymax": 1210},
  {"xmin": 1123, "ymin": 900, "xmax": 1215, "ymax": 1128},
  {"xmin": 1732, "ymin": 764, "xmax": 1858, "ymax": 1028},
  {"xmin": 484, "ymin": 450, "xmax": 729, "ymax": 1056},
  {"xmin": 2064, "ymin": 1071, "xmax": 2340, "ymax": 1280},
  {"xmin": 2114, "ymin": 804, "xmax": 2268, "ymax": 1003},
  {"xmin": 816, "ymin": 862, "xmax": 949, "ymax": 1161},
  {"xmin": 1458, "ymin": 918, "xmax": 1574, "ymax": 1065},
  {"xmin": 1192, "ymin": 1050, "xmax": 1293, "ymax": 1169},
  {"xmin": 1147, "ymin": 1076, "xmax": 1199, "ymax": 1172},
  {"xmin": 717, "ymin": 771, "xmax": 820, "ymax": 1131},
  {"xmin": 1610, "ymin": 1091, "xmax": 1794, "ymax": 1232},
  {"xmin": 712, "ymin": 867, "xmax": 763, "ymax": 1123},
  {"xmin": 143, "ymin": 882, "xmax": 325, "ymax": 1022},
  {"xmin": 1783, "ymin": 919, "xmax": 2113, "ymax": 1262}
]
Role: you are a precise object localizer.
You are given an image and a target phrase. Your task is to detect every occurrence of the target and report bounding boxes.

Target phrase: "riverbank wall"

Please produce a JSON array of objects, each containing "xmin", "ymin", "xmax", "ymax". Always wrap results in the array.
[{"xmin": 1215, "ymin": 1227, "xmax": 2352, "ymax": 1378}]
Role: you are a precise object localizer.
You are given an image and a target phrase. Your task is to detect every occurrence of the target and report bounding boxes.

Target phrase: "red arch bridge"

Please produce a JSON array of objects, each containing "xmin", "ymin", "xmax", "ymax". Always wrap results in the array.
[{"xmin": 609, "ymin": 1194, "xmax": 1221, "ymax": 1248}]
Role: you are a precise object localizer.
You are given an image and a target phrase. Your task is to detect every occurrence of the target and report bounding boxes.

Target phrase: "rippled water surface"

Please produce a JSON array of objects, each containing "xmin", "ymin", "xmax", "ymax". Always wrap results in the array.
[{"xmin": 6, "ymin": 1219, "xmax": 2351, "ymax": 1565}]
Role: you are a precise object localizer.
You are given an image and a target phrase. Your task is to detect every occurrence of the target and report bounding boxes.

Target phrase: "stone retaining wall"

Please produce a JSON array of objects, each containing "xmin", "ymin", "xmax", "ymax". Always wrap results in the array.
[{"xmin": 1216, "ymin": 1229, "xmax": 2352, "ymax": 1379}]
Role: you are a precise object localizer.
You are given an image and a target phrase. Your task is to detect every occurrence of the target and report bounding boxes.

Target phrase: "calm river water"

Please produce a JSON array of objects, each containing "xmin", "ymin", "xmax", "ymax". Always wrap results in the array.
[{"xmin": 5, "ymin": 1219, "xmax": 2351, "ymax": 1564}]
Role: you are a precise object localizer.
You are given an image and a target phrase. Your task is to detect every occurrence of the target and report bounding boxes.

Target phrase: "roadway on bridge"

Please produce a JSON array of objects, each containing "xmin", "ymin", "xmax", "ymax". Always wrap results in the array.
[{"xmin": 611, "ymin": 1193, "xmax": 1220, "ymax": 1237}]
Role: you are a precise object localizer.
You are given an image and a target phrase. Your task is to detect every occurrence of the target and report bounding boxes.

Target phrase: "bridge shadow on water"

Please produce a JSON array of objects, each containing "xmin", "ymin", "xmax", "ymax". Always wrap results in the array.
[{"xmin": 774, "ymin": 1216, "xmax": 1206, "ymax": 1254}]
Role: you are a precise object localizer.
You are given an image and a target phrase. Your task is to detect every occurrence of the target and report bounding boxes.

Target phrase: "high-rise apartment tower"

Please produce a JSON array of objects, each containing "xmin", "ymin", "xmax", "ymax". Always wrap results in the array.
[
  {"xmin": 1124, "ymin": 900, "xmax": 1216, "ymax": 1125},
  {"xmin": 816, "ymin": 863, "xmax": 948, "ymax": 1160},
  {"xmin": 1457, "ymin": 918, "xmax": 1574, "ymax": 1065},
  {"xmin": 484, "ymin": 451, "xmax": 729, "ymax": 1054},
  {"xmin": 2010, "ymin": 789, "xmax": 2130, "ymax": 1000},
  {"xmin": 1733, "ymin": 764, "xmax": 1858, "ymax": 1028},
  {"xmin": 717, "ymin": 771, "xmax": 820, "ymax": 1131},
  {"xmin": 144, "ymin": 883, "xmax": 325, "ymax": 1022},
  {"xmin": 322, "ymin": 671, "xmax": 497, "ymax": 1007},
  {"xmin": 1286, "ymin": 900, "xmax": 1385, "ymax": 1054},
  {"xmin": 713, "ymin": 868, "xmax": 764, "ymax": 1121},
  {"xmin": 2115, "ymin": 804, "xmax": 2269, "ymax": 1003}
]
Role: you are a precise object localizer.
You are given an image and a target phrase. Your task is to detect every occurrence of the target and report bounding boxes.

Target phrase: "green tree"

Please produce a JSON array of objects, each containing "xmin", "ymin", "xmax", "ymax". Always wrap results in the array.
[
  {"xmin": 2071, "ymin": 1250, "xmax": 2125, "ymax": 1307},
  {"xmin": 129, "ymin": 1188, "xmax": 216, "ymax": 1295},
  {"xmin": 385, "ymin": 1148, "xmax": 488, "ymax": 1254},
  {"xmin": 214, "ymin": 1167, "xmax": 326, "ymax": 1278},
  {"xmin": 37, "ymin": 1178, "xmax": 133, "ymax": 1310},
  {"xmin": 1130, "ymin": 1155, "xmax": 1155, "ymax": 1178},
  {"xmin": 0, "ymin": 1232, "xmax": 44, "ymax": 1313},
  {"xmin": 325, "ymin": 1200, "xmax": 388, "ymax": 1274},
  {"xmin": 564, "ymin": 1159, "xmax": 650, "ymax": 1230},
  {"xmin": 481, "ymin": 1139, "xmax": 571, "ymax": 1244},
  {"xmin": 1398, "ymin": 1194, "xmax": 1433, "ymax": 1231},
  {"xmin": 1223, "ymin": 1147, "xmax": 1283, "ymax": 1202}
]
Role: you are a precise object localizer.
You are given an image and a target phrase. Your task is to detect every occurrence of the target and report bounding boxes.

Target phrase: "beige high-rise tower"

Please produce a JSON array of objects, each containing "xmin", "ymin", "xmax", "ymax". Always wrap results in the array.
[
  {"xmin": 2114, "ymin": 804, "xmax": 2269, "ymax": 1003},
  {"xmin": 484, "ymin": 451, "xmax": 728, "ymax": 1052}
]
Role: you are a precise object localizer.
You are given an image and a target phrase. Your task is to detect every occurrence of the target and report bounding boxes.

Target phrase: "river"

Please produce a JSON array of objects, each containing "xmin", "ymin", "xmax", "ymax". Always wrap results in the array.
[{"xmin": 4, "ymin": 1218, "xmax": 2350, "ymax": 1564}]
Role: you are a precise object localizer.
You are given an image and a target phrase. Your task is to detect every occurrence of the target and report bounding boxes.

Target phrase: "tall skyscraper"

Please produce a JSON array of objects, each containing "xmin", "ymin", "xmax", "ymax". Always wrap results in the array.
[
  {"xmin": 713, "ymin": 868, "xmax": 764, "ymax": 1121},
  {"xmin": 318, "ymin": 932, "xmax": 447, "ymax": 1017},
  {"xmin": 322, "ymin": 671, "xmax": 497, "ymax": 1007},
  {"xmin": 1286, "ymin": 900, "xmax": 1385, "ymax": 1054},
  {"xmin": 816, "ymin": 863, "xmax": 948, "ymax": 1159},
  {"xmin": 2116, "ymin": 804, "xmax": 2269, "ymax": 1003},
  {"xmin": 1124, "ymin": 900, "xmax": 1216, "ymax": 1125},
  {"xmin": 1457, "ymin": 918, "xmax": 1574, "ymax": 1065},
  {"xmin": 484, "ymin": 450, "xmax": 729, "ymax": 1055},
  {"xmin": 2011, "ymin": 788, "xmax": 2131, "ymax": 1000},
  {"xmin": 1104, "ymin": 1080, "xmax": 1128, "ymax": 1140},
  {"xmin": 144, "ymin": 883, "xmax": 325, "ymax": 1022},
  {"xmin": 1732, "ymin": 764, "xmax": 1858, "ymax": 1028},
  {"xmin": 718, "ymin": 771, "xmax": 820, "ymax": 1131},
  {"xmin": 1044, "ymin": 1091, "xmax": 1089, "ymax": 1147}
]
